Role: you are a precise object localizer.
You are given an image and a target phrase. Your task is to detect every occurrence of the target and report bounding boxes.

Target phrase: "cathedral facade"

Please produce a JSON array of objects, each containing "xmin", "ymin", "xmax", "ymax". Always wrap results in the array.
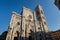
[{"xmin": 6, "ymin": 5, "xmax": 49, "ymax": 40}]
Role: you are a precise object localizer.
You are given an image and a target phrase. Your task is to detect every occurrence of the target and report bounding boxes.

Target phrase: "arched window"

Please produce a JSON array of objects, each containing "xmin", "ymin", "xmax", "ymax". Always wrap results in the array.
[
  {"xmin": 36, "ymin": 10, "xmax": 40, "ymax": 16},
  {"xmin": 29, "ymin": 36, "xmax": 32, "ymax": 40},
  {"xmin": 44, "ymin": 21, "xmax": 47, "ymax": 25},
  {"xmin": 17, "ymin": 22, "xmax": 20, "ymax": 25},
  {"xmin": 39, "ymin": 34, "xmax": 42, "ymax": 40},
  {"xmin": 28, "ymin": 15, "xmax": 32, "ymax": 19},
  {"xmin": 14, "ymin": 31, "xmax": 19, "ymax": 40},
  {"xmin": 38, "ymin": 27, "xmax": 40, "ymax": 29},
  {"xmin": 41, "ymin": 10, "xmax": 43, "ymax": 14},
  {"xmin": 14, "ymin": 37, "xmax": 18, "ymax": 40},
  {"xmin": 42, "ymin": 16, "xmax": 45, "ymax": 19},
  {"xmin": 7, "ymin": 37, "xmax": 10, "ymax": 40}
]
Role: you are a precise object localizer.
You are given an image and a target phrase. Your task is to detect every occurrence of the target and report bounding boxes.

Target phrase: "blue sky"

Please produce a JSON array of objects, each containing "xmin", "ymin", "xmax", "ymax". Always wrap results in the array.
[{"xmin": 0, "ymin": 0, "xmax": 60, "ymax": 34}]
